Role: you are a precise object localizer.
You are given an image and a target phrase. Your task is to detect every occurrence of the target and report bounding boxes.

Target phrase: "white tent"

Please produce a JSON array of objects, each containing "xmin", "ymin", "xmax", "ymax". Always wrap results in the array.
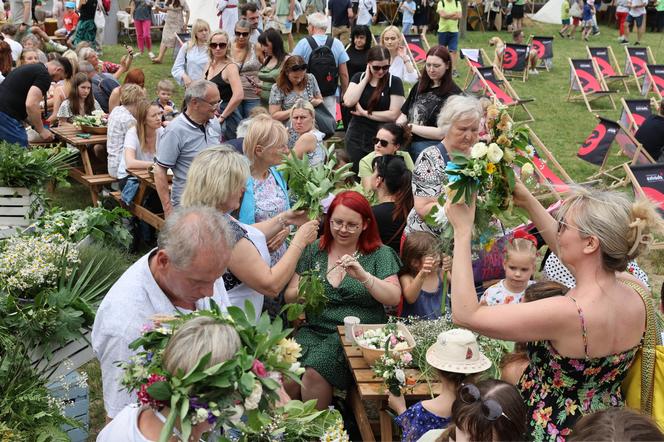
[
  {"xmin": 529, "ymin": 0, "xmax": 562, "ymax": 24},
  {"xmin": 189, "ymin": 0, "xmax": 221, "ymax": 31}
]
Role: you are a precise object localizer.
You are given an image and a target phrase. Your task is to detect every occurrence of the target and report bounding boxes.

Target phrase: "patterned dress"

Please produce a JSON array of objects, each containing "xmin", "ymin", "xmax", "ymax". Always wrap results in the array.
[
  {"xmin": 294, "ymin": 240, "xmax": 401, "ymax": 389},
  {"xmin": 518, "ymin": 289, "xmax": 642, "ymax": 441},
  {"xmin": 394, "ymin": 402, "xmax": 451, "ymax": 442}
]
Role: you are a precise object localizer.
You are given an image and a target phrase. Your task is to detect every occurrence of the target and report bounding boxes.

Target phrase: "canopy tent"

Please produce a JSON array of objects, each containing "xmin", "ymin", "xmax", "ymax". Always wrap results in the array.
[
  {"xmin": 189, "ymin": 1, "xmax": 222, "ymax": 31},
  {"xmin": 529, "ymin": 0, "xmax": 562, "ymax": 24}
]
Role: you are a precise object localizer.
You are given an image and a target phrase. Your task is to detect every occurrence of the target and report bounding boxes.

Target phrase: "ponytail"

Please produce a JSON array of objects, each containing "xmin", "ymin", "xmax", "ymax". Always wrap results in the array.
[{"xmin": 372, "ymin": 154, "xmax": 414, "ymax": 222}]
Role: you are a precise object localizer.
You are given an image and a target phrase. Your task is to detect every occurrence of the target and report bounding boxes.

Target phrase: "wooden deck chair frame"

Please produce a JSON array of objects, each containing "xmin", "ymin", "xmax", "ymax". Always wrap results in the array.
[
  {"xmin": 620, "ymin": 97, "xmax": 653, "ymax": 133},
  {"xmin": 500, "ymin": 43, "xmax": 530, "ymax": 82},
  {"xmin": 527, "ymin": 35, "xmax": 554, "ymax": 72},
  {"xmin": 641, "ymin": 64, "xmax": 664, "ymax": 101},
  {"xmin": 622, "ymin": 163, "xmax": 664, "ymax": 249},
  {"xmin": 586, "ymin": 46, "xmax": 630, "ymax": 93},
  {"xmin": 624, "ymin": 46, "xmax": 656, "ymax": 90},
  {"xmin": 566, "ymin": 58, "xmax": 617, "ymax": 113},
  {"xmin": 467, "ymin": 1, "xmax": 486, "ymax": 32},
  {"xmin": 524, "ymin": 125, "xmax": 574, "ymax": 200},
  {"xmin": 401, "ymin": 33, "xmax": 425, "ymax": 75},
  {"xmin": 587, "ymin": 119, "xmax": 655, "ymax": 187},
  {"xmin": 461, "ymin": 48, "xmax": 491, "ymax": 89},
  {"xmin": 472, "ymin": 64, "xmax": 535, "ymax": 122}
]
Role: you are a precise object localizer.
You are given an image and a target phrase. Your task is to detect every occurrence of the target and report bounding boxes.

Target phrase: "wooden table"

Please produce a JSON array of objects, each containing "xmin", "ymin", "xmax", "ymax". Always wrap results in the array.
[
  {"xmin": 338, "ymin": 326, "xmax": 442, "ymax": 442},
  {"xmin": 124, "ymin": 168, "xmax": 166, "ymax": 230},
  {"xmin": 50, "ymin": 124, "xmax": 115, "ymax": 205}
]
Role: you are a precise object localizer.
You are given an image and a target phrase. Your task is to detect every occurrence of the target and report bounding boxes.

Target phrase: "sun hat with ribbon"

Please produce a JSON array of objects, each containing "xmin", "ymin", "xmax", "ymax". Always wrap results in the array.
[{"xmin": 426, "ymin": 329, "xmax": 492, "ymax": 374}]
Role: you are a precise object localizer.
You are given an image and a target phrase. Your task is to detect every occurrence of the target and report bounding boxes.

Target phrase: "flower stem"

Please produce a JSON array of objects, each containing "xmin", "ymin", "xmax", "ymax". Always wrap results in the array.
[{"xmin": 441, "ymin": 272, "xmax": 448, "ymax": 318}]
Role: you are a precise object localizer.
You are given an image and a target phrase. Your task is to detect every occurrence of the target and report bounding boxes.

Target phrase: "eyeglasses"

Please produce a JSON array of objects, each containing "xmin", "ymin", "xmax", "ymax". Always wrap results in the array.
[
  {"xmin": 458, "ymin": 384, "xmax": 513, "ymax": 423},
  {"xmin": 557, "ymin": 218, "xmax": 590, "ymax": 236},
  {"xmin": 235, "ymin": 31, "xmax": 249, "ymax": 37},
  {"xmin": 199, "ymin": 98, "xmax": 221, "ymax": 108},
  {"xmin": 373, "ymin": 137, "xmax": 393, "ymax": 147},
  {"xmin": 330, "ymin": 219, "xmax": 362, "ymax": 233},
  {"xmin": 289, "ymin": 63, "xmax": 308, "ymax": 72},
  {"xmin": 209, "ymin": 42, "xmax": 228, "ymax": 49},
  {"xmin": 370, "ymin": 64, "xmax": 391, "ymax": 72}
]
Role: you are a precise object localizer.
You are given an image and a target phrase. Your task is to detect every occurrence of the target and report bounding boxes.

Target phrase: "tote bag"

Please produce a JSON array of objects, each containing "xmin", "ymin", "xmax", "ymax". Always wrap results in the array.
[{"xmin": 621, "ymin": 279, "xmax": 664, "ymax": 429}]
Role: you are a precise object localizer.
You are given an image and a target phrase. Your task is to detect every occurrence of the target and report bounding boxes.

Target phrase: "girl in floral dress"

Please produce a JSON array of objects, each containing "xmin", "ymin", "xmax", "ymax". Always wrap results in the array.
[{"xmin": 446, "ymin": 186, "xmax": 664, "ymax": 441}]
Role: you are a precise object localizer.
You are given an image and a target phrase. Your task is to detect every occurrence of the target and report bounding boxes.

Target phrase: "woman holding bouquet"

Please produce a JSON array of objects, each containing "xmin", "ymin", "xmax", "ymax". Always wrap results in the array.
[
  {"xmin": 284, "ymin": 191, "xmax": 402, "ymax": 410},
  {"xmin": 446, "ymin": 187, "xmax": 663, "ymax": 441}
]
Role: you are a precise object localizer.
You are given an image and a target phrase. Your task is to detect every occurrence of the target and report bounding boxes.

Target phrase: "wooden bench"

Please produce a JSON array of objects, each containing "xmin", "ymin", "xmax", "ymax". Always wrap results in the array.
[{"xmin": 110, "ymin": 187, "xmax": 165, "ymax": 231}]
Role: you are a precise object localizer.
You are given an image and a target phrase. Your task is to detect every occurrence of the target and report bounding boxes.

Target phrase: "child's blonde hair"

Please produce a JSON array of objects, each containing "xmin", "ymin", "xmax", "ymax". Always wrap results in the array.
[
  {"xmin": 157, "ymin": 79, "xmax": 174, "ymax": 93},
  {"xmin": 505, "ymin": 234, "xmax": 537, "ymax": 263},
  {"xmin": 400, "ymin": 232, "xmax": 440, "ymax": 277}
]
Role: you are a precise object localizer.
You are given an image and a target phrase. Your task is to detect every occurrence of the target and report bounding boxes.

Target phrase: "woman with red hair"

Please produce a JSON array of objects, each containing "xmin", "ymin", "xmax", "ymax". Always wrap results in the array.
[
  {"xmin": 284, "ymin": 190, "xmax": 402, "ymax": 410},
  {"xmin": 108, "ymin": 68, "xmax": 146, "ymax": 112}
]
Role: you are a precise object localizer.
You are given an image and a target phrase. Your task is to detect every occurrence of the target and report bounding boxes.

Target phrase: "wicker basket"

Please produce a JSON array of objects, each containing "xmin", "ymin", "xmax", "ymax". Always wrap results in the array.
[
  {"xmin": 352, "ymin": 323, "xmax": 416, "ymax": 365},
  {"xmin": 80, "ymin": 125, "xmax": 107, "ymax": 135}
]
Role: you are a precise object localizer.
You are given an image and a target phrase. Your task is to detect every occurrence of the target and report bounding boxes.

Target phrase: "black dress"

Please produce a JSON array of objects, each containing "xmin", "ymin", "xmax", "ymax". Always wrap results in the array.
[
  {"xmin": 342, "ymin": 46, "xmax": 370, "ymax": 130},
  {"xmin": 372, "ymin": 202, "xmax": 406, "ymax": 253}
]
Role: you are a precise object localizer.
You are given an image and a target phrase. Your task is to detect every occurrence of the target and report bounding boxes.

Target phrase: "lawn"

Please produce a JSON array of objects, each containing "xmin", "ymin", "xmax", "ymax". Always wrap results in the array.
[{"xmin": 65, "ymin": 21, "xmax": 664, "ymax": 440}]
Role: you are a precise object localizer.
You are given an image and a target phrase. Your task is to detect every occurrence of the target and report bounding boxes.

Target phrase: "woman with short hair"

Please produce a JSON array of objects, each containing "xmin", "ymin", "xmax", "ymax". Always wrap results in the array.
[
  {"xmin": 288, "ymin": 99, "xmax": 327, "ymax": 167},
  {"xmin": 108, "ymin": 68, "xmax": 146, "ymax": 113}
]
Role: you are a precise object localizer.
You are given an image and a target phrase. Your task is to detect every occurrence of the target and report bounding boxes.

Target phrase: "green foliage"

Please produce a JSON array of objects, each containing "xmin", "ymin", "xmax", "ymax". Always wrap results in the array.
[
  {"xmin": 33, "ymin": 206, "xmax": 132, "ymax": 249},
  {"xmin": 279, "ymin": 145, "xmax": 355, "ymax": 220},
  {"xmin": 0, "ymin": 142, "xmax": 76, "ymax": 191}
]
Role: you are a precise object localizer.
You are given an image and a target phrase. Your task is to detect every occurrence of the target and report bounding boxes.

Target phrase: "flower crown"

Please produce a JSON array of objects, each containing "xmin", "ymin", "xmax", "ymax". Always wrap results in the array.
[{"xmin": 119, "ymin": 301, "xmax": 307, "ymax": 442}]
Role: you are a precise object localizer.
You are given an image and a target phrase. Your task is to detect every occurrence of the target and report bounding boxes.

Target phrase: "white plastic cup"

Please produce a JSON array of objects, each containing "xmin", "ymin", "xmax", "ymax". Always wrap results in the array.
[{"xmin": 344, "ymin": 316, "xmax": 360, "ymax": 344}]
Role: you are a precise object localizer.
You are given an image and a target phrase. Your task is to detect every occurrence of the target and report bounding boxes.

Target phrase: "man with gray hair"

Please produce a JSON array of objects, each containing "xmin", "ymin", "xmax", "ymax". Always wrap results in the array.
[
  {"xmin": 154, "ymin": 80, "xmax": 222, "ymax": 216},
  {"xmin": 292, "ymin": 12, "xmax": 349, "ymax": 119},
  {"xmin": 92, "ymin": 205, "xmax": 235, "ymax": 420}
]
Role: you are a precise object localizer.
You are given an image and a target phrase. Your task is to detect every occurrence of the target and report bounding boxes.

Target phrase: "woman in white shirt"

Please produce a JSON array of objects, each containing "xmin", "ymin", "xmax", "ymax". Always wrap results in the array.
[
  {"xmin": 171, "ymin": 19, "xmax": 211, "ymax": 87},
  {"xmin": 117, "ymin": 101, "xmax": 164, "ymax": 186},
  {"xmin": 356, "ymin": 0, "xmax": 377, "ymax": 25},
  {"xmin": 380, "ymin": 26, "xmax": 418, "ymax": 84}
]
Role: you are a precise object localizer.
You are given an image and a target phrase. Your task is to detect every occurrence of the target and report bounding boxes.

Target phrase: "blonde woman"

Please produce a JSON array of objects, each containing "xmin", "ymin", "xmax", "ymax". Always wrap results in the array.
[
  {"xmin": 171, "ymin": 19, "xmax": 210, "ymax": 87},
  {"xmin": 205, "ymin": 30, "xmax": 244, "ymax": 140},
  {"xmin": 117, "ymin": 100, "xmax": 164, "ymax": 185},
  {"xmin": 380, "ymin": 26, "xmax": 418, "ymax": 84},
  {"xmin": 181, "ymin": 145, "xmax": 318, "ymax": 320},
  {"xmin": 288, "ymin": 99, "xmax": 327, "ymax": 167}
]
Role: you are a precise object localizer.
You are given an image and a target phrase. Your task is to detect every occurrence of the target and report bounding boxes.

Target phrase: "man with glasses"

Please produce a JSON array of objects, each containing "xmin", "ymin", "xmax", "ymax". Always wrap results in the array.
[
  {"xmin": 154, "ymin": 80, "xmax": 222, "ymax": 217},
  {"xmin": 292, "ymin": 12, "xmax": 350, "ymax": 120}
]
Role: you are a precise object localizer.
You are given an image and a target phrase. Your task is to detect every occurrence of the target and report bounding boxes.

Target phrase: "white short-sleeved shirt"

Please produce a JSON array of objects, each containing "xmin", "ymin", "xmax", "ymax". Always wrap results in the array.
[
  {"xmin": 480, "ymin": 279, "xmax": 535, "ymax": 305},
  {"xmin": 91, "ymin": 250, "xmax": 230, "ymax": 418},
  {"xmin": 96, "ymin": 404, "xmax": 152, "ymax": 442},
  {"xmin": 117, "ymin": 126, "xmax": 164, "ymax": 179}
]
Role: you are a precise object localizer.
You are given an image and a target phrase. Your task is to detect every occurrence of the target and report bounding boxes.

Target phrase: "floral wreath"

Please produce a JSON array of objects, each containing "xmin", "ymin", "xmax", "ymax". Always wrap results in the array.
[{"xmin": 119, "ymin": 301, "xmax": 308, "ymax": 442}]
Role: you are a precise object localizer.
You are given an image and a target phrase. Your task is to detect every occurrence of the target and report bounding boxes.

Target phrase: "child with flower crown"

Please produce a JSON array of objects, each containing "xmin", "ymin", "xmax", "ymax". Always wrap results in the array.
[
  {"xmin": 479, "ymin": 231, "xmax": 537, "ymax": 306},
  {"xmin": 387, "ymin": 329, "xmax": 491, "ymax": 442}
]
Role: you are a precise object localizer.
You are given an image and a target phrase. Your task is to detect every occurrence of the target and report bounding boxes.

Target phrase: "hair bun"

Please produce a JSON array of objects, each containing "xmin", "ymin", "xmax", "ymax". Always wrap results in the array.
[{"xmin": 627, "ymin": 200, "xmax": 664, "ymax": 259}]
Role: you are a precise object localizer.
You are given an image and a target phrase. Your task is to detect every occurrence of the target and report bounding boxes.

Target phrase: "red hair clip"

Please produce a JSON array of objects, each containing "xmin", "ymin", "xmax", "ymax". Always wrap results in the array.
[{"xmin": 512, "ymin": 230, "xmax": 537, "ymax": 246}]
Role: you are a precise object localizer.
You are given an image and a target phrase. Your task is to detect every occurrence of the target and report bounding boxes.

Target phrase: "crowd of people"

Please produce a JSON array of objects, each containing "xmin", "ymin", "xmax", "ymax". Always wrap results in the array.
[{"xmin": 0, "ymin": 1, "xmax": 664, "ymax": 441}]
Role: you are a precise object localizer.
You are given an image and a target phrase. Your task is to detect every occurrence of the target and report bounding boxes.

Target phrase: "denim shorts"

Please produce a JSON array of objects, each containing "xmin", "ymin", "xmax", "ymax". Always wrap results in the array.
[
  {"xmin": 626, "ymin": 14, "xmax": 644, "ymax": 27},
  {"xmin": 438, "ymin": 31, "xmax": 459, "ymax": 51}
]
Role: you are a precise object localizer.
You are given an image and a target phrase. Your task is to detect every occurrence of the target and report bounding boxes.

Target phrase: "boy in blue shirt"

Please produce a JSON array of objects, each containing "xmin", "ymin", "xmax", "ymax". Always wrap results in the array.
[{"xmin": 401, "ymin": 0, "xmax": 416, "ymax": 35}]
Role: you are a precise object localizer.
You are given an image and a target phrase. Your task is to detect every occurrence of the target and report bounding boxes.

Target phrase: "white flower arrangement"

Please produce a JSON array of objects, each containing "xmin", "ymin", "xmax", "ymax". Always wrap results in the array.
[{"xmin": 355, "ymin": 326, "xmax": 410, "ymax": 351}]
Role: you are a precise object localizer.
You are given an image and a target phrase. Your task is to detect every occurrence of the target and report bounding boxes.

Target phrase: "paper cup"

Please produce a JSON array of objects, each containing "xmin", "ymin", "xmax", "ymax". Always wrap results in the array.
[{"xmin": 344, "ymin": 316, "xmax": 360, "ymax": 344}]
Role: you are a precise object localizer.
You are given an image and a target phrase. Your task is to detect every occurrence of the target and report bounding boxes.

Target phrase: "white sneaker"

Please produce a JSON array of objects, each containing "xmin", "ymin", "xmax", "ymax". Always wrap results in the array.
[
  {"xmin": 529, "ymin": 69, "xmax": 539, "ymax": 75},
  {"xmin": 149, "ymin": 51, "xmax": 156, "ymax": 59}
]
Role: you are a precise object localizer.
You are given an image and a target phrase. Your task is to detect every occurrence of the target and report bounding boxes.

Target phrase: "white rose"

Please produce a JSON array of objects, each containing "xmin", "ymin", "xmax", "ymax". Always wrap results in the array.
[
  {"xmin": 244, "ymin": 381, "xmax": 263, "ymax": 410},
  {"xmin": 471, "ymin": 142, "xmax": 488, "ymax": 159},
  {"xmin": 290, "ymin": 362, "xmax": 305, "ymax": 375},
  {"xmin": 432, "ymin": 203, "xmax": 447, "ymax": 226},
  {"xmin": 395, "ymin": 369, "xmax": 406, "ymax": 384},
  {"xmin": 228, "ymin": 404, "xmax": 244, "ymax": 423},
  {"xmin": 521, "ymin": 163, "xmax": 535, "ymax": 175},
  {"xmin": 487, "ymin": 143, "xmax": 504, "ymax": 163}
]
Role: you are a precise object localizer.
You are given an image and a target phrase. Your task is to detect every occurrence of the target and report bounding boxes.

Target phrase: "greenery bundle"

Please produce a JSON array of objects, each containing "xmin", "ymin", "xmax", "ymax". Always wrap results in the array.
[
  {"xmin": 278, "ymin": 145, "xmax": 355, "ymax": 220},
  {"xmin": 0, "ymin": 142, "xmax": 76, "ymax": 191}
]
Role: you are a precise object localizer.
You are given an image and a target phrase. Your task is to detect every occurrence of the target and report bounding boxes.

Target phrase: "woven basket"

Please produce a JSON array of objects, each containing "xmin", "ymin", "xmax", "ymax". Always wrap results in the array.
[{"xmin": 352, "ymin": 323, "xmax": 415, "ymax": 365}]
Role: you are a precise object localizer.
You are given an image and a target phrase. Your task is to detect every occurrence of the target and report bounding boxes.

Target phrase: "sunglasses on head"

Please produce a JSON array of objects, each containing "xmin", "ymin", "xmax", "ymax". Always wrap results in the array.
[
  {"xmin": 371, "ymin": 64, "xmax": 390, "ymax": 72},
  {"xmin": 373, "ymin": 137, "xmax": 393, "ymax": 147},
  {"xmin": 289, "ymin": 63, "xmax": 308, "ymax": 72},
  {"xmin": 235, "ymin": 31, "xmax": 249, "ymax": 37},
  {"xmin": 458, "ymin": 384, "xmax": 513, "ymax": 423},
  {"xmin": 209, "ymin": 42, "xmax": 228, "ymax": 49}
]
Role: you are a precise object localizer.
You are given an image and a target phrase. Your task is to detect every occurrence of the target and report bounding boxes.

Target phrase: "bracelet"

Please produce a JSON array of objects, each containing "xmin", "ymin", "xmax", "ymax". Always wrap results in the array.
[
  {"xmin": 278, "ymin": 214, "xmax": 288, "ymax": 229},
  {"xmin": 360, "ymin": 273, "xmax": 372, "ymax": 286},
  {"xmin": 290, "ymin": 242, "xmax": 304, "ymax": 252}
]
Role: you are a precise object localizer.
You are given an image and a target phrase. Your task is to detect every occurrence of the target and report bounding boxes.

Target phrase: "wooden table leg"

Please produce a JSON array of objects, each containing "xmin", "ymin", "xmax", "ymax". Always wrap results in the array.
[
  {"xmin": 80, "ymin": 146, "xmax": 95, "ymax": 175},
  {"xmin": 349, "ymin": 385, "xmax": 375, "ymax": 442},
  {"xmin": 379, "ymin": 401, "xmax": 393, "ymax": 442}
]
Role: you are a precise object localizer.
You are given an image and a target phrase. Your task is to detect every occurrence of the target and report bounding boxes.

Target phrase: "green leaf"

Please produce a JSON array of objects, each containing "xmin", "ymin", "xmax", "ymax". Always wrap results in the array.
[
  {"xmin": 146, "ymin": 381, "xmax": 172, "ymax": 400},
  {"xmin": 239, "ymin": 372, "xmax": 256, "ymax": 396}
]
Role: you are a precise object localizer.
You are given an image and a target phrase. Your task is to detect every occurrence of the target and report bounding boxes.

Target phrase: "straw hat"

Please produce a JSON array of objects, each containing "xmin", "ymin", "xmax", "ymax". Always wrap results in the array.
[{"xmin": 425, "ymin": 329, "xmax": 492, "ymax": 374}]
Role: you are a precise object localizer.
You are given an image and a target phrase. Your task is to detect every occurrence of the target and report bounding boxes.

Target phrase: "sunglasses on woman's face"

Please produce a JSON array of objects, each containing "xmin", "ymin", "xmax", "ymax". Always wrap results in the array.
[
  {"xmin": 370, "ymin": 64, "xmax": 390, "ymax": 72},
  {"xmin": 373, "ymin": 137, "xmax": 393, "ymax": 147},
  {"xmin": 235, "ymin": 31, "xmax": 250, "ymax": 37},
  {"xmin": 458, "ymin": 384, "xmax": 513, "ymax": 423},
  {"xmin": 289, "ymin": 63, "xmax": 308, "ymax": 72},
  {"xmin": 209, "ymin": 42, "xmax": 228, "ymax": 49}
]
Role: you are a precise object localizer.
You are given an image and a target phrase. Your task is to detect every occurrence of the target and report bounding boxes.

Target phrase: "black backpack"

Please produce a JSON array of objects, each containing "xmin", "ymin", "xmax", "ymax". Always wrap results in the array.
[{"xmin": 306, "ymin": 36, "xmax": 338, "ymax": 97}]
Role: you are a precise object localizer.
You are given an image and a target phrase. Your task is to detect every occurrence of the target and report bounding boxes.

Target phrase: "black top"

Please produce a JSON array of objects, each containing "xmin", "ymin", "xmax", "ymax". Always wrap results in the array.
[
  {"xmin": 401, "ymin": 81, "xmax": 462, "ymax": 143},
  {"xmin": 635, "ymin": 114, "xmax": 664, "ymax": 162},
  {"xmin": 328, "ymin": 0, "xmax": 352, "ymax": 26},
  {"xmin": 207, "ymin": 65, "xmax": 233, "ymax": 102},
  {"xmin": 372, "ymin": 202, "xmax": 405, "ymax": 253},
  {"xmin": 349, "ymin": 71, "xmax": 404, "ymax": 131},
  {"xmin": 0, "ymin": 63, "xmax": 51, "ymax": 121},
  {"xmin": 92, "ymin": 72, "xmax": 120, "ymax": 113},
  {"xmin": 346, "ymin": 46, "xmax": 369, "ymax": 80},
  {"xmin": 79, "ymin": 0, "xmax": 97, "ymax": 20}
]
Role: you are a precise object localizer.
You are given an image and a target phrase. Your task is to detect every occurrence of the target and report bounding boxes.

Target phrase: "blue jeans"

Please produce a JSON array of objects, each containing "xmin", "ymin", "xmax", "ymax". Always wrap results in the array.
[
  {"xmin": 403, "ymin": 22, "xmax": 413, "ymax": 35},
  {"xmin": 218, "ymin": 102, "xmax": 243, "ymax": 141},
  {"xmin": 237, "ymin": 98, "xmax": 261, "ymax": 120},
  {"xmin": 0, "ymin": 112, "xmax": 28, "ymax": 147},
  {"xmin": 409, "ymin": 139, "xmax": 437, "ymax": 163}
]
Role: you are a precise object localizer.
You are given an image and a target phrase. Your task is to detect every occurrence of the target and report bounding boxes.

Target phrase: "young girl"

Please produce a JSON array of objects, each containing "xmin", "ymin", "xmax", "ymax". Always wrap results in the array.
[
  {"xmin": 387, "ymin": 329, "xmax": 491, "ymax": 442},
  {"xmin": 581, "ymin": 0, "xmax": 595, "ymax": 41},
  {"xmin": 56, "ymin": 72, "xmax": 102, "ymax": 125},
  {"xmin": 399, "ymin": 231, "xmax": 450, "ymax": 319},
  {"xmin": 479, "ymin": 231, "xmax": 537, "ymax": 306}
]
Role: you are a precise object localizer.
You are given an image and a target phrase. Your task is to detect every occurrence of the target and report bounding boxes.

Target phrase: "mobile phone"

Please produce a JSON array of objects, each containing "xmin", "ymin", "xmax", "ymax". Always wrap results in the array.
[{"xmin": 246, "ymin": 76, "xmax": 259, "ymax": 87}]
